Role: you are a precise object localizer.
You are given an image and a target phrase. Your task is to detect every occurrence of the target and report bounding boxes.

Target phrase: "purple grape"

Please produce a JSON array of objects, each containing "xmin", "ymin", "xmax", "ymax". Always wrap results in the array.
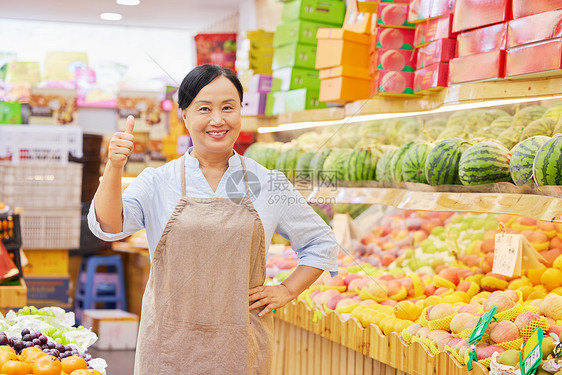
[
  {"xmin": 47, "ymin": 341, "xmax": 55, "ymax": 349},
  {"xmin": 31, "ymin": 331, "xmax": 41, "ymax": 339},
  {"xmin": 43, "ymin": 348, "xmax": 50, "ymax": 353},
  {"xmin": 32, "ymin": 338, "xmax": 41, "ymax": 346},
  {"xmin": 24, "ymin": 341, "xmax": 33, "ymax": 348},
  {"xmin": 39, "ymin": 335, "xmax": 47, "ymax": 345},
  {"xmin": 22, "ymin": 334, "xmax": 31, "ymax": 342},
  {"xmin": 63, "ymin": 345, "xmax": 72, "ymax": 352},
  {"xmin": 50, "ymin": 349, "xmax": 60, "ymax": 358},
  {"xmin": 13, "ymin": 340, "xmax": 23, "ymax": 351},
  {"xmin": 7, "ymin": 337, "xmax": 13, "ymax": 346},
  {"xmin": 34, "ymin": 345, "xmax": 42, "ymax": 349},
  {"xmin": 0, "ymin": 335, "xmax": 7, "ymax": 345},
  {"xmin": 21, "ymin": 328, "xmax": 30, "ymax": 336},
  {"xmin": 55, "ymin": 343, "xmax": 64, "ymax": 351}
]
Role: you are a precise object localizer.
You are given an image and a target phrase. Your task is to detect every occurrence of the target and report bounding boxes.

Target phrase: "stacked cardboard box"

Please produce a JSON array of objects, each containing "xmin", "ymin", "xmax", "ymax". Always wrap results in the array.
[
  {"xmin": 267, "ymin": 0, "xmax": 346, "ymax": 114},
  {"xmin": 23, "ymin": 249, "xmax": 71, "ymax": 309},
  {"xmin": 236, "ymin": 30, "xmax": 275, "ymax": 92},
  {"xmin": 241, "ymin": 75, "xmax": 272, "ymax": 116}
]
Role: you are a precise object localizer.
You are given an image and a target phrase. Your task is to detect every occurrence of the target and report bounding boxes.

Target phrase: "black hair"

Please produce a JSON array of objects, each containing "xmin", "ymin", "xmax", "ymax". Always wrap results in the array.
[{"xmin": 177, "ymin": 64, "xmax": 243, "ymax": 110}]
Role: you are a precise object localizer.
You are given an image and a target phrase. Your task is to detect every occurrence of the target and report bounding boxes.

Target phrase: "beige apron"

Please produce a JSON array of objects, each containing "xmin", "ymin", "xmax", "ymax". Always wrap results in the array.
[{"xmin": 134, "ymin": 154, "xmax": 274, "ymax": 375}]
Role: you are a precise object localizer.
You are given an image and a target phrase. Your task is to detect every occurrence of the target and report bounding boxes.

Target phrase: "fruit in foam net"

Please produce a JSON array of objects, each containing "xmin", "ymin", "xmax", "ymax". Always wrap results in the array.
[
  {"xmin": 416, "ymin": 326, "xmax": 431, "ymax": 339},
  {"xmin": 427, "ymin": 303, "xmax": 454, "ymax": 321},
  {"xmin": 463, "ymin": 316, "xmax": 481, "ymax": 331},
  {"xmin": 514, "ymin": 312, "xmax": 540, "ymax": 330},
  {"xmin": 539, "ymin": 294, "xmax": 562, "ymax": 320},
  {"xmin": 456, "ymin": 339, "xmax": 471, "ymax": 357},
  {"xmin": 483, "ymin": 291, "xmax": 515, "ymax": 313},
  {"xmin": 458, "ymin": 303, "xmax": 482, "ymax": 315},
  {"xmin": 490, "ymin": 321, "xmax": 520, "ymax": 344},
  {"xmin": 497, "ymin": 349, "xmax": 521, "ymax": 367},
  {"xmin": 548, "ymin": 325, "xmax": 562, "ymax": 338},
  {"xmin": 450, "ymin": 313, "xmax": 475, "ymax": 334},
  {"xmin": 477, "ymin": 345, "xmax": 505, "ymax": 360}
]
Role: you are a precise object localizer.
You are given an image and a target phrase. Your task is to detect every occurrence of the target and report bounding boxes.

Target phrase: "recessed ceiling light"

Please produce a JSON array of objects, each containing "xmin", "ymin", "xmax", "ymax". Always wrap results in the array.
[
  {"xmin": 117, "ymin": 0, "xmax": 141, "ymax": 5},
  {"xmin": 100, "ymin": 12, "xmax": 123, "ymax": 21}
]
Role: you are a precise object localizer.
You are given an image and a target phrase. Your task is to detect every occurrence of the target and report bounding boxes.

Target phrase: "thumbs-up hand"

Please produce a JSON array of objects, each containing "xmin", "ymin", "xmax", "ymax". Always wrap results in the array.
[{"xmin": 108, "ymin": 115, "xmax": 135, "ymax": 169}]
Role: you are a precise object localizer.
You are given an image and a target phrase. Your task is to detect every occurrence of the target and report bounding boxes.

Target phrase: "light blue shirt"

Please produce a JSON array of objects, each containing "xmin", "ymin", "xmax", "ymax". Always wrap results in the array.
[{"xmin": 88, "ymin": 148, "xmax": 339, "ymax": 276}]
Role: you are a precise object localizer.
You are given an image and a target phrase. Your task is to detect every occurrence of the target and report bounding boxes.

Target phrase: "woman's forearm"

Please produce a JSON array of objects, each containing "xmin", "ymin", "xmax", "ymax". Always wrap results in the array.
[
  {"xmin": 94, "ymin": 162, "xmax": 126, "ymax": 233},
  {"xmin": 281, "ymin": 265, "xmax": 324, "ymax": 299}
]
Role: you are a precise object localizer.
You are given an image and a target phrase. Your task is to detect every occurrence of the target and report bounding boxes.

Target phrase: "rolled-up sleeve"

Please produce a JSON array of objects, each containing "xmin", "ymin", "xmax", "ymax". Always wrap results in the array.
[
  {"xmin": 87, "ymin": 169, "xmax": 153, "ymax": 241},
  {"xmin": 273, "ymin": 172, "xmax": 339, "ymax": 277}
]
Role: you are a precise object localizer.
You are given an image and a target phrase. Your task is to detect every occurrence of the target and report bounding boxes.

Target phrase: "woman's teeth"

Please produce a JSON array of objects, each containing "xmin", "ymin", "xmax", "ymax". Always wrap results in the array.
[{"xmin": 208, "ymin": 130, "xmax": 227, "ymax": 135}]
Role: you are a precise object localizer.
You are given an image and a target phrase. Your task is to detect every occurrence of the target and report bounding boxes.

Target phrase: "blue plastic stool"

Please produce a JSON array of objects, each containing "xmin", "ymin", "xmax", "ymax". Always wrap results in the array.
[{"xmin": 74, "ymin": 255, "xmax": 127, "ymax": 325}]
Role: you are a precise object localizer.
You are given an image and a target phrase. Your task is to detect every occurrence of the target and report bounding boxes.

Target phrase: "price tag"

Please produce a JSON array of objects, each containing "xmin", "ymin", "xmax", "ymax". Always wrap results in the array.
[
  {"xmin": 467, "ymin": 306, "xmax": 497, "ymax": 370},
  {"xmin": 554, "ymin": 342, "xmax": 562, "ymax": 358},
  {"xmin": 520, "ymin": 327, "xmax": 543, "ymax": 375},
  {"xmin": 492, "ymin": 232, "xmax": 522, "ymax": 277}
]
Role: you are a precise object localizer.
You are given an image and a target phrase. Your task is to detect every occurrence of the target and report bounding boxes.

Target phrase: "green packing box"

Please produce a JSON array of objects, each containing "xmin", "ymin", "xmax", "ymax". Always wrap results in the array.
[
  {"xmin": 0, "ymin": 101, "xmax": 22, "ymax": 124},
  {"xmin": 272, "ymin": 67, "xmax": 321, "ymax": 92},
  {"xmin": 282, "ymin": 0, "xmax": 346, "ymax": 26},
  {"xmin": 272, "ymin": 43, "xmax": 317, "ymax": 70},
  {"xmin": 265, "ymin": 88, "xmax": 327, "ymax": 116},
  {"xmin": 274, "ymin": 19, "xmax": 335, "ymax": 47}
]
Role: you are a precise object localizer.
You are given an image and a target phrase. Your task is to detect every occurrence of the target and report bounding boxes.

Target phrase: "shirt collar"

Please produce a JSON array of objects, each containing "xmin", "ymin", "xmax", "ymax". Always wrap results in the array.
[{"xmin": 184, "ymin": 146, "xmax": 239, "ymax": 168}]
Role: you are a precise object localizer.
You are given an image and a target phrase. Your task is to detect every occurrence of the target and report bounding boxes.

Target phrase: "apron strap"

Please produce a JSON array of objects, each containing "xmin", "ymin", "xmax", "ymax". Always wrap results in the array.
[
  {"xmin": 238, "ymin": 155, "xmax": 251, "ymax": 198},
  {"xmin": 180, "ymin": 155, "xmax": 187, "ymax": 197}
]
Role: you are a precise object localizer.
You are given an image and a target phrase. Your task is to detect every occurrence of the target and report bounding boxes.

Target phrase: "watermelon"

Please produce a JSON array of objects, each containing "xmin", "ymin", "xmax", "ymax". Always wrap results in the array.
[
  {"xmin": 344, "ymin": 149, "xmax": 380, "ymax": 181},
  {"xmin": 458, "ymin": 141, "xmax": 511, "ymax": 185},
  {"xmin": 446, "ymin": 110, "xmax": 470, "ymax": 128},
  {"xmin": 497, "ymin": 126, "xmax": 525, "ymax": 150},
  {"xmin": 474, "ymin": 116, "xmax": 513, "ymax": 138},
  {"xmin": 533, "ymin": 134, "xmax": 562, "ymax": 186},
  {"xmin": 466, "ymin": 109, "xmax": 510, "ymax": 131},
  {"xmin": 519, "ymin": 118, "xmax": 556, "ymax": 141},
  {"xmin": 424, "ymin": 137, "xmax": 469, "ymax": 186},
  {"xmin": 323, "ymin": 149, "xmax": 353, "ymax": 182},
  {"xmin": 295, "ymin": 152, "xmax": 315, "ymax": 178},
  {"xmin": 509, "ymin": 136, "xmax": 550, "ymax": 186},
  {"xmin": 402, "ymin": 142, "xmax": 434, "ymax": 183},
  {"xmin": 437, "ymin": 125, "xmax": 471, "ymax": 141},
  {"xmin": 554, "ymin": 120, "xmax": 562, "ymax": 135},
  {"xmin": 376, "ymin": 148, "xmax": 398, "ymax": 183},
  {"xmin": 310, "ymin": 150, "xmax": 332, "ymax": 182},
  {"xmin": 513, "ymin": 105, "xmax": 547, "ymax": 128},
  {"xmin": 275, "ymin": 149, "xmax": 302, "ymax": 179},
  {"xmin": 262, "ymin": 148, "xmax": 281, "ymax": 169},
  {"xmin": 390, "ymin": 142, "xmax": 417, "ymax": 182},
  {"xmin": 543, "ymin": 103, "xmax": 562, "ymax": 122}
]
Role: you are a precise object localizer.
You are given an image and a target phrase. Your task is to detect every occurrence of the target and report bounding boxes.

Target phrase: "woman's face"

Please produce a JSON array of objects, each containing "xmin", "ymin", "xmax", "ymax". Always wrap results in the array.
[{"xmin": 183, "ymin": 75, "xmax": 242, "ymax": 156}]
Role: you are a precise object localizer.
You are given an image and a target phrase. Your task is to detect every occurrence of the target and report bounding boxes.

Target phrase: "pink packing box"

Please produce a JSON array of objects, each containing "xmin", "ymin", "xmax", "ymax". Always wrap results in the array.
[
  {"xmin": 416, "ymin": 38, "xmax": 456, "ymax": 69},
  {"xmin": 457, "ymin": 22, "xmax": 508, "ymax": 57},
  {"xmin": 248, "ymin": 74, "xmax": 272, "ymax": 93},
  {"xmin": 241, "ymin": 92, "xmax": 268, "ymax": 116},
  {"xmin": 449, "ymin": 50, "xmax": 506, "ymax": 84},
  {"xmin": 512, "ymin": 0, "xmax": 562, "ymax": 19},
  {"xmin": 376, "ymin": 28, "xmax": 416, "ymax": 50},
  {"xmin": 508, "ymin": 10, "xmax": 562, "ymax": 48},
  {"xmin": 377, "ymin": 70, "xmax": 416, "ymax": 96},
  {"xmin": 414, "ymin": 62, "xmax": 449, "ymax": 93},
  {"xmin": 408, "ymin": 0, "xmax": 456, "ymax": 24},
  {"xmin": 378, "ymin": 3, "xmax": 416, "ymax": 29},
  {"xmin": 414, "ymin": 14, "xmax": 456, "ymax": 48},
  {"xmin": 377, "ymin": 48, "xmax": 417, "ymax": 72},
  {"xmin": 452, "ymin": 0, "xmax": 512, "ymax": 34}
]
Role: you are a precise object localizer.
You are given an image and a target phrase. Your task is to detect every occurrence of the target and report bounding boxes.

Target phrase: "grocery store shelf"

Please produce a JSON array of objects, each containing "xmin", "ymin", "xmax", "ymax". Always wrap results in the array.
[
  {"xmin": 241, "ymin": 116, "xmax": 278, "ymax": 132},
  {"xmin": 277, "ymin": 107, "xmax": 346, "ymax": 125},
  {"xmin": 308, "ymin": 187, "xmax": 562, "ymax": 222}
]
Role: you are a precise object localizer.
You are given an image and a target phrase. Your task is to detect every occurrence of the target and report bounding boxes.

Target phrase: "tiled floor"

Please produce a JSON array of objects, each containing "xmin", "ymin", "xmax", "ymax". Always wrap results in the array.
[{"xmin": 89, "ymin": 348, "xmax": 136, "ymax": 375}]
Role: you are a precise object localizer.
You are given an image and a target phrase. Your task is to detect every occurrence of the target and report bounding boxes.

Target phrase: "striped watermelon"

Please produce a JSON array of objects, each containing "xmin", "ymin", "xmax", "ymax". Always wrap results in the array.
[
  {"xmin": 296, "ymin": 152, "xmax": 315, "ymax": 178},
  {"xmin": 543, "ymin": 103, "xmax": 562, "ymax": 122},
  {"xmin": 390, "ymin": 142, "xmax": 416, "ymax": 183},
  {"xmin": 497, "ymin": 126, "xmax": 525, "ymax": 150},
  {"xmin": 519, "ymin": 118, "xmax": 556, "ymax": 141},
  {"xmin": 458, "ymin": 141, "xmax": 511, "ymax": 185},
  {"xmin": 310, "ymin": 150, "xmax": 331, "ymax": 182},
  {"xmin": 513, "ymin": 105, "xmax": 547, "ymax": 128},
  {"xmin": 402, "ymin": 142, "xmax": 433, "ymax": 184},
  {"xmin": 376, "ymin": 148, "xmax": 398, "ymax": 183},
  {"xmin": 344, "ymin": 149, "xmax": 380, "ymax": 181},
  {"xmin": 323, "ymin": 149, "xmax": 353, "ymax": 182},
  {"xmin": 424, "ymin": 137, "xmax": 469, "ymax": 186},
  {"xmin": 262, "ymin": 148, "xmax": 281, "ymax": 169},
  {"xmin": 554, "ymin": 120, "xmax": 562, "ymax": 135},
  {"xmin": 533, "ymin": 134, "xmax": 562, "ymax": 186},
  {"xmin": 437, "ymin": 125, "xmax": 471, "ymax": 141},
  {"xmin": 275, "ymin": 149, "xmax": 303, "ymax": 179},
  {"xmin": 474, "ymin": 116, "xmax": 513, "ymax": 138},
  {"xmin": 510, "ymin": 136, "xmax": 550, "ymax": 186}
]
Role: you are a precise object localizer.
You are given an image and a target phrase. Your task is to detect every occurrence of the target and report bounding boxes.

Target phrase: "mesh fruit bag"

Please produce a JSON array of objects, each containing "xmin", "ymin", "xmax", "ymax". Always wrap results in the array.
[
  {"xmin": 428, "ymin": 313, "xmax": 455, "ymax": 331},
  {"xmin": 465, "ymin": 282, "xmax": 481, "ymax": 298},
  {"xmin": 433, "ymin": 275, "xmax": 457, "ymax": 290},
  {"xmin": 445, "ymin": 345, "xmax": 466, "ymax": 365},
  {"xmin": 458, "ymin": 328, "xmax": 490, "ymax": 343},
  {"xmin": 495, "ymin": 304, "xmax": 525, "ymax": 322},
  {"xmin": 480, "ymin": 276, "xmax": 509, "ymax": 291},
  {"xmin": 422, "ymin": 338, "xmax": 441, "ymax": 356},
  {"xmin": 520, "ymin": 317, "xmax": 549, "ymax": 341},
  {"xmin": 402, "ymin": 329, "xmax": 413, "ymax": 345},
  {"xmin": 419, "ymin": 307, "xmax": 429, "ymax": 327},
  {"xmin": 496, "ymin": 338, "xmax": 524, "ymax": 351},
  {"xmin": 463, "ymin": 351, "xmax": 491, "ymax": 369},
  {"xmin": 523, "ymin": 305, "xmax": 539, "ymax": 314}
]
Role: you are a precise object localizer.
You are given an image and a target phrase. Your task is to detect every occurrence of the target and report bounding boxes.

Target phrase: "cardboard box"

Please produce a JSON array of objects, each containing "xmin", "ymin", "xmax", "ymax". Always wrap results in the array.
[
  {"xmin": 0, "ymin": 278, "xmax": 27, "ymax": 315},
  {"xmin": 377, "ymin": 48, "xmax": 417, "ymax": 72},
  {"xmin": 414, "ymin": 62, "xmax": 449, "ymax": 93},
  {"xmin": 408, "ymin": 0, "xmax": 456, "ymax": 23},
  {"xmin": 506, "ymin": 38, "xmax": 562, "ymax": 78},
  {"xmin": 344, "ymin": 0, "xmax": 374, "ymax": 34},
  {"xmin": 416, "ymin": 39, "xmax": 456, "ymax": 69},
  {"xmin": 26, "ymin": 275, "xmax": 70, "ymax": 307},
  {"xmin": 377, "ymin": 70, "xmax": 416, "ymax": 96},
  {"xmin": 369, "ymin": 52, "xmax": 378, "ymax": 75},
  {"xmin": 22, "ymin": 249, "xmax": 69, "ymax": 277},
  {"xmin": 272, "ymin": 43, "xmax": 317, "ymax": 70},
  {"xmin": 319, "ymin": 65, "xmax": 372, "ymax": 102},
  {"xmin": 457, "ymin": 22, "xmax": 508, "ymax": 57},
  {"xmin": 272, "ymin": 67, "xmax": 321, "ymax": 91},
  {"xmin": 316, "ymin": 28, "xmax": 371, "ymax": 69},
  {"xmin": 452, "ymin": 0, "xmax": 512, "ymax": 34},
  {"xmin": 274, "ymin": 19, "xmax": 334, "ymax": 47},
  {"xmin": 248, "ymin": 74, "xmax": 272, "ymax": 93},
  {"xmin": 265, "ymin": 89, "xmax": 327, "ymax": 115},
  {"xmin": 82, "ymin": 309, "xmax": 139, "ymax": 350},
  {"xmin": 282, "ymin": 0, "xmax": 347, "ymax": 25},
  {"xmin": 358, "ymin": 0, "xmax": 379, "ymax": 13},
  {"xmin": 29, "ymin": 88, "xmax": 78, "ymax": 126},
  {"xmin": 376, "ymin": 27, "xmax": 416, "ymax": 50},
  {"xmin": 449, "ymin": 50, "xmax": 506, "ymax": 84},
  {"xmin": 241, "ymin": 92, "xmax": 268, "ymax": 116},
  {"xmin": 378, "ymin": 3, "xmax": 416, "ymax": 28},
  {"xmin": 414, "ymin": 14, "xmax": 456, "ymax": 47},
  {"xmin": 507, "ymin": 10, "xmax": 562, "ymax": 48},
  {"xmin": 512, "ymin": 0, "xmax": 562, "ymax": 19}
]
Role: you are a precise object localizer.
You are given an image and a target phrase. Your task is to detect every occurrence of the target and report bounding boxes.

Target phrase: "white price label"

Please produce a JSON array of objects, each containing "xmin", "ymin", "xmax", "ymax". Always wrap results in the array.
[
  {"xmin": 492, "ymin": 233, "xmax": 522, "ymax": 277},
  {"xmin": 524, "ymin": 345, "xmax": 541, "ymax": 373}
]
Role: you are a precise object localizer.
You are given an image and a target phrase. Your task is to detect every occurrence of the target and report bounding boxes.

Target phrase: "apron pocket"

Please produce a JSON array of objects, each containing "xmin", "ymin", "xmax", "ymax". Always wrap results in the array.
[{"xmin": 159, "ymin": 320, "xmax": 248, "ymax": 375}]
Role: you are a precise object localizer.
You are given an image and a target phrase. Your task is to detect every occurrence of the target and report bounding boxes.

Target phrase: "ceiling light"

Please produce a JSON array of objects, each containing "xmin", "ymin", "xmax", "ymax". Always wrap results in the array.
[
  {"xmin": 117, "ymin": 0, "xmax": 141, "ymax": 5},
  {"xmin": 100, "ymin": 12, "xmax": 123, "ymax": 21}
]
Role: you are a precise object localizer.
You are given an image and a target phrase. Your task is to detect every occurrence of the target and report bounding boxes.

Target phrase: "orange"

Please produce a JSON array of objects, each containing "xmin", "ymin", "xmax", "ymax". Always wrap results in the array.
[
  {"xmin": 32, "ymin": 355, "xmax": 61, "ymax": 375},
  {"xmin": 527, "ymin": 266, "xmax": 547, "ymax": 285},
  {"xmin": 0, "ymin": 346, "xmax": 15, "ymax": 355},
  {"xmin": 18, "ymin": 347, "xmax": 46, "ymax": 364},
  {"xmin": 540, "ymin": 268, "xmax": 562, "ymax": 291},
  {"xmin": 70, "ymin": 370, "xmax": 102, "ymax": 375},
  {"xmin": 394, "ymin": 301, "xmax": 421, "ymax": 321},
  {"xmin": 1, "ymin": 360, "xmax": 31, "ymax": 375},
  {"xmin": 0, "ymin": 352, "xmax": 18, "ymax": 368},
  {"xmin": 61, "ymin": 356, "xmax": 87, "ymax": 373}
]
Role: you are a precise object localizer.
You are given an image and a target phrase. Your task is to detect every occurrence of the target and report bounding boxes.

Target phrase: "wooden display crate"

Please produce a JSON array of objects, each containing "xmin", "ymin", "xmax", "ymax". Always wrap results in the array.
[
  {"xmin": 0, "ymin": 278, "xmax": 27, "ymax": 315},
  {"xmin": 272, "ymin": 301, "xmax": 489, "ymax": 375}
]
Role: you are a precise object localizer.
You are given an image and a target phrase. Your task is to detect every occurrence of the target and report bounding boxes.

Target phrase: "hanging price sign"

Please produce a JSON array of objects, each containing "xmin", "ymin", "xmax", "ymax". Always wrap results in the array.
[
  {"xmin": 520, "ymin": 327, "xmax": 543, "ymax": 375},
  {"xmin": 467, "ymin": 306, "xmax": 497, "ymax": 371}
]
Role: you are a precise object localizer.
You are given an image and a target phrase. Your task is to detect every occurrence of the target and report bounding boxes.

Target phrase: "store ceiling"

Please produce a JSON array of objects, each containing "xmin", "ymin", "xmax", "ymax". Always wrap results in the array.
[{"xmin": 0, "ymin": 0, "xmax": 246, "ymax": 31}]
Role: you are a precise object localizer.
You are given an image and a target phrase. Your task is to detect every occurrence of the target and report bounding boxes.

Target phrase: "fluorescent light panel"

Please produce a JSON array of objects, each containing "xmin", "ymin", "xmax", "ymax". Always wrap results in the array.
[
  {"xmin": 100, "ymin": 12, "xmax": 123, "ymax": 21},
  {"xmin": 257, "ymin": 94, "xmax": 562, "ymax": 134},
  {"xmin": 117, "ymin": 0, "xmax": 141, "ymax": 4}
]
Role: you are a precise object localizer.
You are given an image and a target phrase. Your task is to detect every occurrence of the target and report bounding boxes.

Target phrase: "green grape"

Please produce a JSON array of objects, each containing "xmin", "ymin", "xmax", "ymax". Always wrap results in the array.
[
  {"xmin": 55, "ymin": 338, "xmax": 63, "ymax": 344},
  {"xmin": 29, "ymin": 306, "xmax": 38, "ymax": 314}
]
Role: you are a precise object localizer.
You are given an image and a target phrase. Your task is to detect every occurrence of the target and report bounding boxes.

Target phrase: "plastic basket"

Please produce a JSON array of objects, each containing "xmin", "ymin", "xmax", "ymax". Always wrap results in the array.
[
  {"xmin": 0, "ymin": 125, "xmax": 83, "ymax": 164},
  {"xmin": 0, "ymin": 162, "xmax": 82, "ymax": 209},
  {"xmin": 20, "ymin": 207, "xmax": 81, "ymax": 249}
]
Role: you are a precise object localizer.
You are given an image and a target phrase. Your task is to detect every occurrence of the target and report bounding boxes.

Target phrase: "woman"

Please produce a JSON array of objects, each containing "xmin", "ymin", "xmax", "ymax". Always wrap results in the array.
[{"xmin": 88, "ymin": 64, "xmax": 339, "ymax": 374}]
